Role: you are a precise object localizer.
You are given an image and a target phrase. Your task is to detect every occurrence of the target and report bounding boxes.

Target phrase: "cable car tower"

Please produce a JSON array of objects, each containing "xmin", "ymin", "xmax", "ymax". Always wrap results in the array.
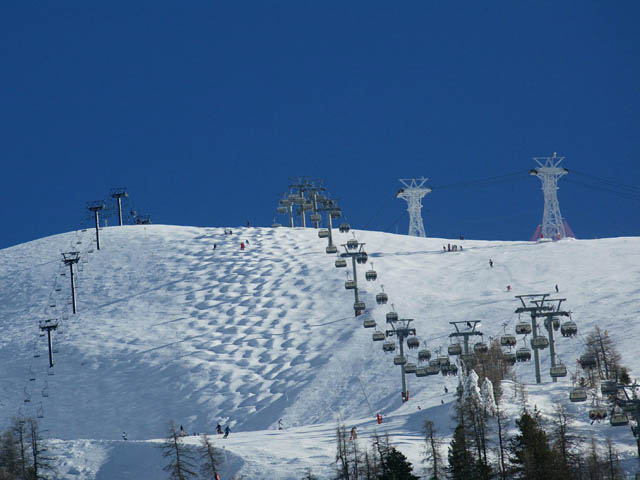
[
  {"xmin": 396, "ymin": 178, "xmax": 431, "ymax": 237},
  {"xmin": 530, "ymin": 153, "xmax": 569, "ymax": 240}
]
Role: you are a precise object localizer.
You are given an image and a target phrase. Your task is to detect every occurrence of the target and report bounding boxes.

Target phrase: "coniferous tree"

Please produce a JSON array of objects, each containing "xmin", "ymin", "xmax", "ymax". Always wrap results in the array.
[
  {"xmin": 162, "ymin": 422, "xmax": 198, "ymax": 480},
  {"xmin": 335, "ymin": 424, "xmax": 351, "ymax": 480},
  {"xmin": 381, "ymin": 447, "xmax": 418, "ymax": 480},
  {"xmin": 508, "ymin": 410, "xmax": 559, "ymax": 480},
  {"xmin": 27, "ymin": 418, "xmax": 54, "ymax": 479},
  {"xmin": 448, "ymin": 424, "xmax": 476, "ymax": 480},
  {"xmin": 0, "ymin": 429, "xmax": 20, "ymax": 479}
]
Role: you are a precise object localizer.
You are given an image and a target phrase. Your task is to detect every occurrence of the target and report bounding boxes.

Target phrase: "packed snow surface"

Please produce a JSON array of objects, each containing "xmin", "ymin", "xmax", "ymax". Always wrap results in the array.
[{"xmin": 1, "ymin": 225, "xmax": 639, "ymax": 478}]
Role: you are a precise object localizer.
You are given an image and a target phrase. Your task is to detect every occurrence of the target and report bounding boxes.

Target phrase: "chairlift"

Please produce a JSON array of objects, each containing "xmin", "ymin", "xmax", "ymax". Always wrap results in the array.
[
  {"xmin": 303, "ymin": 202, "xmax": 313, "ymax": 210},
  {"xmin": 552, "ymin": 318, "xmax": 560, "ymax": 331},
  {"xmin": 382, "ymin": 341, "xmax": 396, "ymax": 352},
  {"xmin": 561, "ymin": 321, "xmax": 578, "ymax": 337},
  {"xmin": 326, "ymin": 245, "xmax": 338, "ymax": 254},
  {"xmin": 407, "ymin": 337, "xmax": 420, "ymax": 349},
  {"xmin": 345, "ymin": 280, "xmax": 356, "ymax": 290},
  {"xmin": 365, "ymin": 269, "xmax": 377, "ymax": 281},
  {"xmin": 335, "ymin": 258, "xmax": 347, "ymax": 268},
  {"xmin": 356, "ymin": 252, "xmax": 368, "ymax": 264},
  {"xmin": 569, "ymin": 387, "xmax": 587, "ymax": 402},
  {"xmin": 516, "ymin": 347, "xmax": 532, "ymax": 362},
  {"xmin": 600, "ymin": 380, "xmax": 617, "ymax": 395},
  {"xmin": 42, "ymin": 385, "xmax": 49, "ymax": 398},
  {"xmin": 354, "ymin": 301, "xmax": 366, "ymax": 312},
  {"xmin": 425, "ymin": 365, "xmax": 440, "ymax": 375},
  {"xmin": 339, "ymin": 223, "xmax": 350, "ymax": 233},
  {"xmin": 310, "ymin": 214, "xmax": 321, "ymax": 223},
  {"xmin": 589, "ymin": 407, "xmax": 608, "ymax": 421},
  {"xmin": 55, "ymin": 287, "xmax": 61, "ymax": 292},
  {"xmin": 363, "ymin": 319, "xmax": 376, "ymax": 328},
  {"xmin": 503, "ymin": 352, "xmax": 517, "ymax": 365},
  {"xmin": 48, "ymin": 367, "xmax": 54, "ymax": 376},
  {"xmin": 330, "ymin": 208, "xmax": 342, "ymax": 218},
  {"xmin": 271, "ymin": 223, "xmax": 281, "ymax": 228},
  {"xmin": 437, "ymin": 356, "xmax": 450, "ymax": 366},
  {"xmin": 372, "ymin": 331, "xmax": 385, "ymax": 341},
  {"xmin": 279, "ymin": 199, "xmax": 291, "ymax": 207},
  {"xmin": 415, "ymin": 367, "xmax": 428, "ymax": 377},
  {"xmin": 610, "ymin": 413, "xmax": 629, "ymax": 427},
  {"xmin": 393, "ymin": 355, "xmax": 407, "ymax": 366},
  {"xmin": 37, "ymin": 403, "xmax": 44, "ymax": 419},
  {"xmin": 318, "ymin": 229, "xmax": 329, "ymax": 239},
  {"xmin": 531, "ymin": 336, "xmax": 549, "ymax": 349},
  {"xmin": 404, "ymin": 363, "xmax": 417, "ymax": 374},
  {"xmin": 347, "ymin": 239, "xmax": 359, "ymax": 250},
  {"xmin": 375, "ymin": 292, "xmax": 388, "ymax": 305},
  {"xmin": 550, "ymin": 364, "xmax": 567, "ymax": 378},
  {"xmin": 418, "ymin": 349, "xmax": 431, "ymax": 362},
  {"xmin": 461, "ymin": 353, "xmax": 477, "ymax": 365},
  {"xmin": 288, "ymin": 193, "xmax": 300, "ymax": 203},
  {"xmin": 474, "ymin": 342, "xmax": 488, "ymax": 354},
  {"xmin": 448, "ymin": 343, "xmax": 462, "ymax": 356},
  {"xmin": 277, "ymin": 206, "xmax": 287, "ymax": 214},
  {"xmin": 386, "ymin": 311, "xmax": 398, "ymax": 323},
  {"xmin": 440, "ymin": 364, "xmax": 451, "ymax": 376},
  {"xmin": 500, "ymin": 335, "xmax": 516, "ymax": 347},
  {"xmin": 580, "ymin": 354, "xmax": 597, "ymax": 369},
  {"xmin": 515, "ymin": 322, "xmax": 532, "ymax": 335}
]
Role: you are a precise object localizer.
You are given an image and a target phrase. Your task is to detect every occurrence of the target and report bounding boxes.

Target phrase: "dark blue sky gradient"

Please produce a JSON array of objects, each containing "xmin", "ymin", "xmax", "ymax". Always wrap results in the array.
[{"xmin": 1, "ymin": 1, "xmax": 639, "ymax": 248}]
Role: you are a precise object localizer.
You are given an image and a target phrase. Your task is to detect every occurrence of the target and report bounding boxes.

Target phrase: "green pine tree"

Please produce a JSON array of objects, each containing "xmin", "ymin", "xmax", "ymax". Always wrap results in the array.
[
  {"xmin": 380, "ymin": 446, "xmax": 418, "ymax": 480},
  {"xmin": 508, "ymin": 410, "xmax": 559, "ymax": 480},
  {"xmin": 447, "ymin": 424, "xmax": 476, "ymax": 480}
]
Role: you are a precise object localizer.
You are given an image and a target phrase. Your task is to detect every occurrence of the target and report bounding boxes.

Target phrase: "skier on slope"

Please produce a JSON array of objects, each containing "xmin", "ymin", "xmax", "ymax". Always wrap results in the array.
[
  {"xmin": 216, "ymin": 424, "xmax": 223, "ymax": 435},
  {"xmin": 240, "ymin": 242, "xmax": 245, "ymax": 251},
  {"xmin": 489, "ymin": 259, "xmax": 493, "ymax": 268},
  {"xmin": 224, "ymin": 426, "xmax": 231, "ymax": 438}
]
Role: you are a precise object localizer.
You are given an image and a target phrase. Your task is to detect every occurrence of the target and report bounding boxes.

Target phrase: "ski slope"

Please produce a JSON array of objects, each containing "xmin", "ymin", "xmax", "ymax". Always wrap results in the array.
[{"xmin": 1, "ymin": 225, "xmax": 639, "ymax": 478}]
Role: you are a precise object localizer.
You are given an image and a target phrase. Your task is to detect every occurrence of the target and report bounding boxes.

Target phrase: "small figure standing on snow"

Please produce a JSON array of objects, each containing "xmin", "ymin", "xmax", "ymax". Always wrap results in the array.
[
  {"xmin": 216, "ymin": 424, "xmax": 223, "ymax": 435},
  {"xmin": 349, "ymin": 427, "xmax": 357, "ymax": 441},
  {"xmin": 376, "ymin": 413, "xmax": 382, "ymax": 424},
  {"xmin": 240, "ymin": 242, "xmax": 245, "ymax": 251},
  {"xmin": 489, "ymin": 259, "xmax": 493, "ymax": 268},
  {"xmin": 506, "ymin": 285, "xmax": 511, "ymax": 292},
  {"xmin": 213, "ymin": 244, "xmax": 217, "ymax": 251},
  {"xmin": 122, "ymin": 432, "xmax": 127, "ymax": 441},
  {"xmin": 444, "ymin": 386, "xmax": 448, "ymax": 394},
  {"xmin": 224, "ymin": 426, "xmax": 231, "ymax": 438},
  {"xmin": 278, "ymin": 419, "xmax": 283, "ymax": 430},
  {"xmin": 179, "ymin": 425, "xmax": 186, "ymax": 437},
  {"xmin": 555, "ymin": 284, "xmax": 559, "ymax": 293}
]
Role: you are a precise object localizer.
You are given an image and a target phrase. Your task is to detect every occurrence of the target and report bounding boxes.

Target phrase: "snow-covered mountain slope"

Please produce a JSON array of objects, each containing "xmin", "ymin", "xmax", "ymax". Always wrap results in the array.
[{"xmin": 1, "ymin": 226, "xmax": 639, "ymax": 478}]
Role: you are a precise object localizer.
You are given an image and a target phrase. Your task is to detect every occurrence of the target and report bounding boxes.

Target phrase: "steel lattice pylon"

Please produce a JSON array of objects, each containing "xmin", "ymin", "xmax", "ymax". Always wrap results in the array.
[
  {"xmin": 396, "ymin": 178, "xmax": 432, "ymax": 237},
  {"xmin": 530, "ymin": 153, "xmax": 569, "ymax": 240}
]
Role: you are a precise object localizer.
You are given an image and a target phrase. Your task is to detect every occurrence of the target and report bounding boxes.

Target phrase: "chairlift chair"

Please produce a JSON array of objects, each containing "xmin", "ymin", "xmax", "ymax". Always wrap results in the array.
[
  {"xmin": 552, "ymin": 318, "xmax": 560, "ymax": 331},
  {"xmin": 418, "ymin": 349, "xmax": 431, "ymax": 362},
  {"xmin": 393, "ymin": 355, "xmax": 407, "ymax": 366},
  {"xmin": 580, "ymin": 354, "xmax": 597, "ymax": 369},
  {"xmin": 600, "ymin": 380, "xmax": 618, "ymax": 395},
  {"xmin": 561, "ymin": 321, "xmax": 578, "ymax": 337},
  {"xmin": 515, "ymin": 322, "xmax": 532, "ymax": 335},
  {"xmin": 503, "ymin": 352, "xmax": 517, "ymax": 365},
  {"xmin": 550, "ymin": 364, "xmax": 567, "ymax": 378},
  {"xmin": 407, "ymin": 337, "xmax": 420, "ymax": 349},
  {"xmin": 330, "ymin": 208, "xmax": 342, "ymax": 218},
  {"xmin": 303, "ymin": 202, "xmax": 313, "ymax": 210},
  {"xmin": 356, "ymin": 252, "xmax": 368, "ymax": 264},
  {"xmin": 365, "ymin": 269, "xmax": 377, "ymax": 281},
  {"xmin": 386, "ymin": 311, "xmax": 398, "ymax": 323},
  {"xmin": 474, "ymin": 342, "xmax": 489, "ymax": 354},
  {"xmin": 372, "ymin": 331, "xmax": 385, "ymax": 341},
  {"xmin": 382, "ymin": 341, "xmax": 396, "ymax": 352},
  {"xmin": 354, "ymin": 301, "xmax": 366, "ymax": 312},
  {"xmin": 277, "ymin": 206, "xmax": 287, "ymax": 214},
  {"xmin": 326, "ymin": 245, "xmax": 338, "ymax": 254},
  {"xmin": 310, "ymin": 214, "xmax": 321, "ymax": 223},
  {"xmin": 404, "ymin": 363, "xmax": 417, "ymax": 374},
  {"xmin": 589, "ymin": 407, "xmax": 608, "ymax": 421},
  {"xmin": 531, "ymin": 336, "xmax": 549, "ymax": 349},
  {"xmin": 516, "ymin": 348, "xmax": 532, "ymax": 362},
  {"xmin": 448, "ymin": 343, "xmax": 462, "ymax": 356},
  {"xmin": 500, "ymin": 335, "xmax": 516, "ymax": 347},
  {"xmin": 363, "ymin": 319, "xmax": 376, "ymax": 328},
  {"xmin": 610, "ymin": 413, "xmax": 629, "ymax": 427},
  {"xmin": 346, "ymin": 239, "xmax": 359, "ymax": 250},
  {"xmin": 271, "ymin": 223, "xmax": 281, "ymax": 228},
  {"xmin": 339, "ymin": 223, "xmax": 350, "ymax": 233},
  {"xmin": 375, "ymin": 292, "xmax": 388, "ymax": 305},
  {"xmin": 569, "ymin": 387, "xmax": 587, "ymax": 402},
  {"xmin": 415, "ymin": 367, "xmax": 428, "ymax": 377},
  {"xmin": 335, "ymin": 258, "xmax": 347, "ymax": 268},
  {"xmin": 426, "ymin": 365, "xmax": 440, "ymax": 375},
  {"xmin": 437, "ymin": 356, "xmax": 450, "ymax": 366}
]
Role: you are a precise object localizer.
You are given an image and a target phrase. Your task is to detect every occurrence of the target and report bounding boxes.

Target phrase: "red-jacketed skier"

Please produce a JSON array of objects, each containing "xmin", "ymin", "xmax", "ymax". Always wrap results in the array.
[{"xmin": 240, "ymin": 242, "xmax": 245, "ymax": 251}]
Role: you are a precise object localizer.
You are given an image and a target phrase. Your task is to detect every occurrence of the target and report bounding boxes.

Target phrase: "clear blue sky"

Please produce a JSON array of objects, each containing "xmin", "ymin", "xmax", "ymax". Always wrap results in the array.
[{"xmin": 1, "ymin": 1, "xmax": 639, "ymax": 249}]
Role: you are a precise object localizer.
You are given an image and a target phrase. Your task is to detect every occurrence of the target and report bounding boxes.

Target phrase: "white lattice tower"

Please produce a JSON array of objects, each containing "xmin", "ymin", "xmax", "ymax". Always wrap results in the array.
[
  {"xmin": 396, "ymin": 177, "xmax": 432, "ymax": 237},
  {"xmin": 530, "ymin": 153, "xmax": 569, "ymax": 240}
]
